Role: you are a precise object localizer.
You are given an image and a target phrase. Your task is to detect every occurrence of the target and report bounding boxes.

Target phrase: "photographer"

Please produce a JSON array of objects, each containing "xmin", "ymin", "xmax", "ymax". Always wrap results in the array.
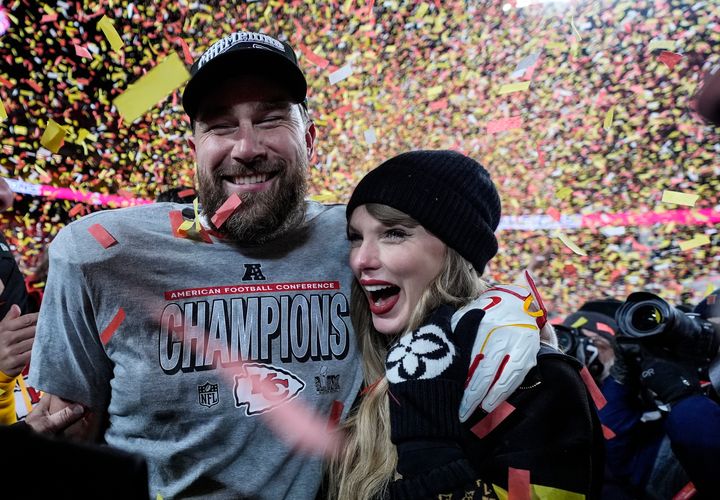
[{"xmin": 601, "ymin": 291, "xmax": 720, "ymax": 499}]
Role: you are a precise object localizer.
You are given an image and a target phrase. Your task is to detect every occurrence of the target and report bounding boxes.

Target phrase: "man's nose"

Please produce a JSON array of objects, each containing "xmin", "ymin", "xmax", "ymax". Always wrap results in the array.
[{"xmin": 231, "ymin": 123, "xmax": 265, "ymax": 164}]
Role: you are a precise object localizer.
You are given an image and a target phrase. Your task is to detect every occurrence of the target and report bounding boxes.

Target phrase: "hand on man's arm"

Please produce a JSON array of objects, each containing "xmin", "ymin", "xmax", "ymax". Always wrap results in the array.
[
  {"xmin": 24, "ymin": 392, "xmax": 86, "ymax": 435},
  {"xmin": 0, "ymin": 304, "xmax": 37, "ymax": 378}
]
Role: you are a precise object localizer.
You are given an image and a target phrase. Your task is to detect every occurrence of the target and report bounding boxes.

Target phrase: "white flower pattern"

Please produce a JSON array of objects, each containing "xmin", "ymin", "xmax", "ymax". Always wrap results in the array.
[{"xmin": 386, "ymin": 324, "xmax": 455, "ymax": 383}]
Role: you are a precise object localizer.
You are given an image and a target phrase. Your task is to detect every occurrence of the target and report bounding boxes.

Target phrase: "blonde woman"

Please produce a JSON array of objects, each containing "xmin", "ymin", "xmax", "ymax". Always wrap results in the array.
[{"xmin": 328, "ymin": 150, "xmax": 603, "ymax": 499}]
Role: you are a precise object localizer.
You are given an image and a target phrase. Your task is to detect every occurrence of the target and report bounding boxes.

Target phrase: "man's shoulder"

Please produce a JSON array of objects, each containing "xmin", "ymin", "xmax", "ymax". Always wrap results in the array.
[
  {"xmin": 54, "ymin": 204, "xmax": 175, "ymax": 252},
  {"xmin": 305, "ymin": 201, "xmax": 347, "ymax": 227}
]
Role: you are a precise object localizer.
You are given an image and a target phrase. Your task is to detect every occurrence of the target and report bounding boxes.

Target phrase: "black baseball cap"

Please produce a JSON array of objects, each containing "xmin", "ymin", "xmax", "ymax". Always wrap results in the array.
[{"xmin": 182, "ymin": 31, "xmax": 307, "ymax": 120}]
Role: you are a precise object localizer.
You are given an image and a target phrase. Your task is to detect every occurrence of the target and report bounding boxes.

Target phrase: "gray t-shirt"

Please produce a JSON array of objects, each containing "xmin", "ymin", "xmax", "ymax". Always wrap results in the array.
[{"xmin": 30, "ymin": 201, "xmax": 363, "ymax": 499}]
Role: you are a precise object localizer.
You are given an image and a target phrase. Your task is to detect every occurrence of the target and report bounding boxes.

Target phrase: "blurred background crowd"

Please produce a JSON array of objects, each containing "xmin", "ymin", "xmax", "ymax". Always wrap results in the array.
[{"xmin": 1, "ymin": 0, "xmax": 719, "ymax": 317}]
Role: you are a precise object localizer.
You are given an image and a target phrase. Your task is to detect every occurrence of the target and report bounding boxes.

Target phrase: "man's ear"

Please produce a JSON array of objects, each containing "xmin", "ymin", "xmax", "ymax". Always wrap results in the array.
[{"xmin": 305, "ymin": 121, "xmax": 317, "ymax": 162}]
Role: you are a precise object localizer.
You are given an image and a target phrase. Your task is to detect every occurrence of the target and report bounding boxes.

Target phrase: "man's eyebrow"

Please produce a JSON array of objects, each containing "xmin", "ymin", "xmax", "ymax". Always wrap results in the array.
[{"xmin": 256, "ymin": 101, "xmax": 293, "ymax": 112}]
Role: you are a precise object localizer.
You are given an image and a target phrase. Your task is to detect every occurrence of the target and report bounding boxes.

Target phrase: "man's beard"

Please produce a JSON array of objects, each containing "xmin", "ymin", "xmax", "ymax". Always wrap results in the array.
[{"xmin": 198, "ymin": 156, "xmax": 307, "ymax": 244}]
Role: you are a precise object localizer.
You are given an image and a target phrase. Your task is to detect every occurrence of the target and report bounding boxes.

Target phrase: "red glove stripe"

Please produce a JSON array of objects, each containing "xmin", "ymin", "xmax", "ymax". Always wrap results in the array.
[{"xmin": 464, "ymin": 353, "xmax": 484, "ymax": 389}]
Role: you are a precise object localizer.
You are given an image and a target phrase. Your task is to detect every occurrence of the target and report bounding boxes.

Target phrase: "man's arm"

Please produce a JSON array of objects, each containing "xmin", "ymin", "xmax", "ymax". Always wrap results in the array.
[{"xmin": 23, "ymin": 392, "xmax": 88, "ymax": 435}]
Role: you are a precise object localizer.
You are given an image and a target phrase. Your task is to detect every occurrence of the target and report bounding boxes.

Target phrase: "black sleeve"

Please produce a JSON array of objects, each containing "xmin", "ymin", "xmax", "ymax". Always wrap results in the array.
[{"xmin": 0, "ymin": 233, "xmax": 29, "ymax": 316}]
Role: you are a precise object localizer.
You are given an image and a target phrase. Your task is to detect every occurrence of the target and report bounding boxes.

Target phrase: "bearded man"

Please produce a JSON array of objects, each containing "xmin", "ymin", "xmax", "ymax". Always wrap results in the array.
[{"xmin": 28, "ymin": 32, "xmax": 363, "ymax": 500}]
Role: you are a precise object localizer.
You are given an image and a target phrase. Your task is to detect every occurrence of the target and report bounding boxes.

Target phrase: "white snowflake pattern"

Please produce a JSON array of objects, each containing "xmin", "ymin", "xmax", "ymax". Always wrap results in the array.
[{"xmin": 386, "ymin": 324, "xmax": 455, "ymax": 383}]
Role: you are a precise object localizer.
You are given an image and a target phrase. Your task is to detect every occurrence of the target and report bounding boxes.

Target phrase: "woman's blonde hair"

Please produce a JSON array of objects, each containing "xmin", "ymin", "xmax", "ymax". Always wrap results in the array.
[{"xmin": 328, "ymin": 204, "xmax": 487, "ymax": 499}]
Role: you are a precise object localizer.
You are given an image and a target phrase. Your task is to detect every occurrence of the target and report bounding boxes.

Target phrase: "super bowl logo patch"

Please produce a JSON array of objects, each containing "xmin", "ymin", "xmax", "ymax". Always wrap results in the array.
[
  {"xmin": 233, "ymin": 363, "xmax": 305, "ymax": 416},
  {"xmin": 314, "ymin": 366, "xmax": 341, "ymax": 394},
  {"xmin": 198, "ymin": 381, "xmax": 219, "ymax": 408}
]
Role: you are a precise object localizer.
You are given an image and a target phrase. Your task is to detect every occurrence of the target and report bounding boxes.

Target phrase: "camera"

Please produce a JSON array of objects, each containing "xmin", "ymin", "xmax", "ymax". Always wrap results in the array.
[
  {"xmin": 615, "ymin": 292, "xmax": 720, "ymax": 367},
  {"xmin": 555, "ymin": 324, "xmax": 605, "ymax": 382}
]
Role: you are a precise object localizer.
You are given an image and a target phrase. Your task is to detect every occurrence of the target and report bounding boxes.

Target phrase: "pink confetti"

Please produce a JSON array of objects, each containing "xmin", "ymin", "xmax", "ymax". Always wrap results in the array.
[{"xmin": 486, "ymin": 116, "xmax": 523, "ymax": 134}]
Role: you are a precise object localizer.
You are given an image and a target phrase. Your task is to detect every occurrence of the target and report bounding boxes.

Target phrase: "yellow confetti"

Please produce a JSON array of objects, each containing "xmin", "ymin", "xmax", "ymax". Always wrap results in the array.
[
  {"xmin": 40, "ymin": 119, "xmax": 67, "ymax": 153},
  {"xmin": 0, "ymin": 100, "xmax": 6, "ymax": 121},
  {"xmin": 661, "ymin": 190, "xmax": 698, "ymax": 207},
  {"xmin": 113, "ymin": 53, "xmax": 190, "ymax": 125},
  {"xmin": 648, "ymin": 40, "xmax": 675, "ymax": 51},
  {"xmin": 678, "ymin": 234, "xmax": 710, "ymax": 251},
  {"xmin": 704, "ymin": 283, "xmax": 715, "ymax": 297},
  {"xmin": 571, "ymin": 316, "xmax": 588, "ymax": 329},
  {"xmin": 156, "ymin": 495, "xmax": 164, "ymax": 500},
  {"xmin": 603, "ymin": 106, "xmax": 614, "ymax": 131},
  {"xmin": 498, "ymin": 81, "xmax": 531, "ymax": 95},
  {"xmin": 545, "ymin": 41, "xmax": 567, "ymax": 51},
  {"xmin": 97, "ymin": 15, "xmax": 124, "ymax": 52},
  {"xmin": 415, "ymin": 3, "xmax": 430, "ymax": 19},
  {"xmin": 556, "ymin": 187, "xmax": 573, "ymax": 200},
  {"xmin": 556, "ymin": 232, "xmax": 587, "ymax": 256},
  {"xmin": 427, "ymin": 85, "xmax": 444, "ymax": 99}
]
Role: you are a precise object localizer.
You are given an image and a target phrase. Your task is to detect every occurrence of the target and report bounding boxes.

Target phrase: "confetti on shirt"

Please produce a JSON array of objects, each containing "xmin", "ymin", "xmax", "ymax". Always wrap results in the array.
[
  {"xmin": 88, "ymin": 223, "xmax": 118, "ymax": 248},
  {"xmin": 100, "ymin": 307, "xmax": 126, "ymax": 345}
]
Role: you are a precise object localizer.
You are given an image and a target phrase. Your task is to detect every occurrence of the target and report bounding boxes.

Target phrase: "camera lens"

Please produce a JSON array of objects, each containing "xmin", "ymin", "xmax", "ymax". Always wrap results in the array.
[{"xmin": 630, "ymin": 303, "xmax": 665, "ymax": 334}]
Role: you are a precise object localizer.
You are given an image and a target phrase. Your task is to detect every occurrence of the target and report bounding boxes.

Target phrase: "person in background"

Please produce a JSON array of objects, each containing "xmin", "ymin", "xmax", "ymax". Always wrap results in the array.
[
  {"xmin": 0, "ymin": 177, "xmax": 38, "ymax": 425},
  {"xmin": 329, "ymin": 150, "xmax": 604, "ymax": 499}
]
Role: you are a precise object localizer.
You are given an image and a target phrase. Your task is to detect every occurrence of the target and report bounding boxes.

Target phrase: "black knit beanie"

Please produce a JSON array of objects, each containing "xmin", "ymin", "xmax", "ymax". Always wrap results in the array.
[{"xmin": 346, "ymin": 150, "xmax": 502, "ymax": 275}]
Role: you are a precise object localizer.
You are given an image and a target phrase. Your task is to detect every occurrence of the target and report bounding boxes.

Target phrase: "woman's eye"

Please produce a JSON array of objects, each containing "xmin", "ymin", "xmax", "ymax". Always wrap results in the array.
[
  {"xmin": 384, "ymin": 229, "xmax": 408, "ymax": 240},
  {"xmin": 347, "ymin": 232, "xmax": 362, "ymax": 246}
]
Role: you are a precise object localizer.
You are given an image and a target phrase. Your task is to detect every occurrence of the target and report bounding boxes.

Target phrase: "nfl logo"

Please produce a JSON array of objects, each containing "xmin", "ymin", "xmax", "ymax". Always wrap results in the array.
[{"xmin": 198, "ymin": 382, "xmax": 219, "ymax": 408}]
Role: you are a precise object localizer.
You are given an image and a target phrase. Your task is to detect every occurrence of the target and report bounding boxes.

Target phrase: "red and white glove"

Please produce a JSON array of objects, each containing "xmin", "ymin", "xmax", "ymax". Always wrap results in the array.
[{"xmin": 452, "ymin": 270, "xmax": 546, "ymax": 421}]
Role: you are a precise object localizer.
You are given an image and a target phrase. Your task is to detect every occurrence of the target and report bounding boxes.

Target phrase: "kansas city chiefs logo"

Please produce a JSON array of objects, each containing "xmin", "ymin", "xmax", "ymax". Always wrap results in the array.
[{"xmin": 233, "ymin": 363, "xmax": 305, "ymax": 416}]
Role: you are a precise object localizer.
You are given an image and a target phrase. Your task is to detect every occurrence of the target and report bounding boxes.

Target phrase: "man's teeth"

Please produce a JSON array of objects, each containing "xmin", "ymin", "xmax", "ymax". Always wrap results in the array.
[
  {"xmin": 364, "ymin": 284, "xmax": 395, "ymax": 292},
  {"xmin": 231, "ymin": 174, "xmax": 269, "ymax": 185}
]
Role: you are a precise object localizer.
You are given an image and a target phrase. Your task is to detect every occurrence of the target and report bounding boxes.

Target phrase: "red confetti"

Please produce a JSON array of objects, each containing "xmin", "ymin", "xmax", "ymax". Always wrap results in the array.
[
  {"xmin": 176, "ymin": 37, "xmax": 194, "ymax": 65},
  {"xmin": 579, "ymin": 366, "xmax": 607, "ymax": 410},
  {"xmin": 88, "ymin": 223, "xmax": 118, "ymax": 249},
  {"xmin": 672, "ymin": 482, "xmax": 697, "ymax": 500},
  {"xmin": 74, "ymin": 44, "xmax": 92, "ymax": 59},
  {"xmin": 429, "ymin": 98, "xmax": 449, "ymax": 111},
  {"xmin": 595, "ymin": 322, "xmax": 615, "ymax": 335},
  {"xmin": 40, "ymin": 13, "xmax": 58, "ymax": 23},
  {"xmin": 508, "ymin": 467, "xmax": 531, "ymax": 500},
  {"xmin": 326, "ymin": 400, "xmax": 344, "ymax": 431},
  {"xmin": 68, "ymin": 204, "xmax": 85, "ymax": 218},
  {"xmin": 471, "ymin": 400, "xmax": 516, "ymax": 439},
  {"xmin": 486, "ymin": 116, "xmax": 523, "ymax": 134},
  {"xmin": 601, "ymin": 424, "xmax": 616, "ymax": 439},
  {"xmin": 657, "ymin": 51, "xmax": 683, "ymax": 70},
  {"xmin": 178, "ymin": 188, "xmax": 195, "ymax": 199},
  {"xmin": 211, "ymin": 193, "xmax": 242, "ymax": 229},
  {"xmin": 298, "ymin": 44, "xmax": 330, "ymax": 69},
  {"xmin": 100, "ymin": 307, "xmax": 126, "ymax": 345},
  {"xmin": 546, "ymin": 207, "xmax": 561, "ymax": 221}
]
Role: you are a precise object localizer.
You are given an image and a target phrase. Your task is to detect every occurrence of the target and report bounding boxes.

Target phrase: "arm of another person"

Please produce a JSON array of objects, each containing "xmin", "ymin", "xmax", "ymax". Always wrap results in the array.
[
  {"xmin": 0, "ymin": 305, "xmax": 38, "ymax": 424},
  {"xmin": 665, "ymin": 394, "xmax": 720, "ymax": 495}
]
